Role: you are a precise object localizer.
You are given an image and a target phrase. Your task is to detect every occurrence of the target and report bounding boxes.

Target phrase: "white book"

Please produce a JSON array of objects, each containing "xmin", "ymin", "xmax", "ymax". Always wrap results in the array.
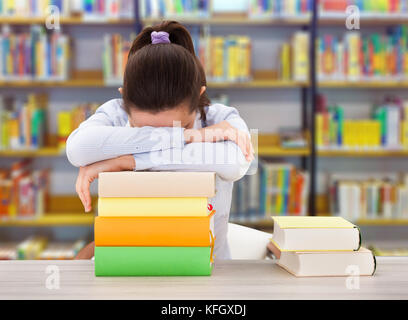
[{"xmin": 277, "ymin": 247, "xmax": 376, "ymax": 277}]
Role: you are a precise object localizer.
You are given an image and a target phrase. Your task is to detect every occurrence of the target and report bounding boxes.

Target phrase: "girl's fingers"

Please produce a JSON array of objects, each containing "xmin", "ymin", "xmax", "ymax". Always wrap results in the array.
[
  {"xmin": 75, "ymin": 173, "xmax": 87, "ymax": 211},
  {"xmin": 81, "ymin": 177, "xmax": 92, "ymax": 212}
]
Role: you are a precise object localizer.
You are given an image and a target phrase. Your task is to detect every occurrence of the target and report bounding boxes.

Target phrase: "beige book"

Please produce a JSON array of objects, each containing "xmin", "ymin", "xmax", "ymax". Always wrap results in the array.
[
  {"xmin": 276, "ymin": 245, "xmax": 376, "ymax": 277},
  {"xmin": 98, "ymin": 172, "xmax": 216, "ymax": 198}
]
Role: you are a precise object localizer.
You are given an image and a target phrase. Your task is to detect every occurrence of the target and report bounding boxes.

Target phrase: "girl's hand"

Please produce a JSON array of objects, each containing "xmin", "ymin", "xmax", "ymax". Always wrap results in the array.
[
  {"xmin": 184, "ymin": 120, "xmax": 255, "ymax": 161},
  {"xmin": 75, "ymin": 155, "xmax": 135, "ymax": 212}
]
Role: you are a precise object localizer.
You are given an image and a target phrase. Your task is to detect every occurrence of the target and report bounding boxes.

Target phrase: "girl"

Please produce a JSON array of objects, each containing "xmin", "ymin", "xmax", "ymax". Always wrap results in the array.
[{"xmin": 67, "ymin": 21, "xmax": 254, "ymax": 260}]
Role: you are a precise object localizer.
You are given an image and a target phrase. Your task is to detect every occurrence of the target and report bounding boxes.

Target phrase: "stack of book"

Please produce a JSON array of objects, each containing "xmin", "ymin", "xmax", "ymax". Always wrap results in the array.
[
  {"xmin": 268, "ymin": 216, "xmax": 376, "ymax": 277},
  {"xmin": 196, "ymin": 34, "xmax": 252, "ymax": 83},
  {"xmin": 57, "ymin": 102, "xmax": 99, "ymax": 149},
  {"xmin": 0, "ymin": 94, "xmax": 48, "ymax": 150},
  {"xmin": 0, "ymin": 0, "xmax": 134, "ymax": 19},
  {"xmin": 94, "ymin": 171, "xmax": 216, "ymax": 276},
  {"xmin": 329, "ymin": 173, "xmax": 408, "ymax": 221},
  {"xmin": 140, "ymin": 0, "xmax": 209, "ymax": 19},
  {"xmin": 230, "ymin": 161, "xmax": 309, "ymax": 221},
  {"xmin": 317, "ymin": 26, "xmax": 408, "ymax": 81},
  {"xmin": 0, "ymin": 25, "xmax": 70, "ymax": 81},
  {"xmin": 315, "ymin": 94, "xmax": 408, "ymax": 150},
  {"xmin": 249, "ymin": 0, "xmax": 312, "ymax": 18},
  {"xmin": 102, "ymin": 33, "xmax": 134, "ymax": 85},
  {"xmin": 319, "ymin": 0, "xmax": 408, "ymax": 17},
  {"xmin": 0, "ymin": 160, "xmax": 49, "ymax": 219}
]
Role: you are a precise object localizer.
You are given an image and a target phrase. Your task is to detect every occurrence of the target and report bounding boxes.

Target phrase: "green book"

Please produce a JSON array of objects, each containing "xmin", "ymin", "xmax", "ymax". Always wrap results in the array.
[{"xmin": 95, "ymin": 246, "xmax": 213, "ymax": 276}]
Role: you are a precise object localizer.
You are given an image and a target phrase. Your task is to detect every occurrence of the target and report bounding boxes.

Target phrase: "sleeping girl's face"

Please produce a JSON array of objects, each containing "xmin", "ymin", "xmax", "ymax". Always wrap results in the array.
[{"xmin": 128, "ymin": 102, "xmax": 196, "ymax": 129}]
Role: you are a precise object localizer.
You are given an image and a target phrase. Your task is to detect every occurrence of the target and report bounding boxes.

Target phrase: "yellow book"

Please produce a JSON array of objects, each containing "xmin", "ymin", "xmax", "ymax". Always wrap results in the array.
[
  {"xmin": 292, "ymin": 32, "xmax": 309, "ymax": 81},
  {"xmin": 57, "ymin": 112, "xmax": 72, "ymax": 148},
  {"xmin": 213, "ymin": 37, "xmax": 224, "ymax": 79},
  {"xmin": 372, "ymin": 121, "xmax": 381, "ymax": 148},
  {"xmin": 270, "ymin": 216, "xmax": 361, "ymax": 252},
  {"xmin": 237, "ymin": 36, "xmax": 251, "ymax": 80},
  {"xmin": 315, "ymin": 114, "xmax": 323, "ymax": 148},
  {"xmin": 98, "ymin": 197, "xmax": 209, "ymax": 217},
  {"xmin": 347, "ymin": 33, "xmax": 360, "ymax": 79},
  {"xmin": 402, "ymin": 121, "xmax": 408, "ymax": 149},
  {"xmin": 281, "ymin": 43, "xmax": 291, "ymax": 80},
  {"xmin": 227, "ymin": 37, "xmax": 238, "ymax": 82},
  {"xmin": 275, "ymin": 169, "xmax": 283, "ymax": 214}
]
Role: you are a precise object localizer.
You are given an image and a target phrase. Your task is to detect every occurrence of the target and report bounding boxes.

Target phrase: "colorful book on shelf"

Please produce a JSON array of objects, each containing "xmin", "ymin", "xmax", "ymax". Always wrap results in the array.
[
  {"xmin": 57, "ymin": 103, "xmax": 98, "ymax": 149},
  {"xmin": 249, "ymin": 0, "xmax": 312, "ymax": 18},
  {"xmin": 270, "ymin": 216, "xmax": 361, "ymax": 252},
  {"xmin": 95, "ymin": 246, "xmax": 213, "ymax": 276},
  {"xmin": 269, "ymin": 241, "xmax": 376, "ymax": 277},
  {"xmin": 94, "ymin": 212, "xmax": 215, "ymax": 247},
  {"xmin": 315, "ymin": 95, "xmax": 407, "ymax": 150},
  {"xmin": 0, "ymin": 94, "xmax": 48, "ymax": 150},
  {"xmin": 195, "ymin": 34, "xmax": 251, "ymax": 83},
  {"xmin": 0, "ymin": 160, "xmax": 49, "ymax": 218},
  {"xmin": 103, "ymin": 33, "xmax": 134, "ymax": 84},
  {"xmin": 0, "ymin": 25, "xmax": 70, "ymax": 81},
  {"xmin": 0, "ymin": 0, "xmax": 134, "ymax": 19},
  {"xmin": 140, "ymin": 0, "xmax": 209, "ymax": 18},
  {"xmin": 317, "ymin": 26, "xmax": 408, "ymax": 81}
]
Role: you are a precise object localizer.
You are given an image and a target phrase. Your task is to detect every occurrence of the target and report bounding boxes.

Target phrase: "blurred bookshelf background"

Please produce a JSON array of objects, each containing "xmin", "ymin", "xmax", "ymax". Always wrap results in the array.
[{"xmin": 1, "ymin": 0, "xmax": 408, "ymax": 260}]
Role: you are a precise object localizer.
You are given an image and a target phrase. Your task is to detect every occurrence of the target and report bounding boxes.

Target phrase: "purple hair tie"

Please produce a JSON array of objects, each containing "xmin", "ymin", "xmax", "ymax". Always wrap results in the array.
[{"xmin": 151, "ymin": 31, "xmax": 171, "ymax": 44}]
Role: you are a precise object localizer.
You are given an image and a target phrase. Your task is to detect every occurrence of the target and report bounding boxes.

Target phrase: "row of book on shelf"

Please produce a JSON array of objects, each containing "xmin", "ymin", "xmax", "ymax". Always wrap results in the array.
[
  {"xmin": 0, "ymin": 0, "xmax": 134, "ymax": 19},
  {"xmin": 0, "ymin": 237, "xmax": 85, "ymax": 260},
  {"xmin": 316, "ymin": 94, "xmax": 408, "ymax": 150},
  {"xmin": 230, "ymin": 160, "xmax": 309, "ymax": 221},
  {"xmin": 0, "ymin": 25, "xmax": 70, "ymax": 81},
  {"xmin": 0, "ymin": 92, "xmax": 98, "ymax": 151},
  {"xmin": 0, "ymin": 160, "xmax": 49, "ymax": 219},
  {"xmin": 141, "ymin": 0, "xmax": 312, "ymax": 19},
  {"xmin": 319, "ymin": 0, "xmax": 408, "ymax": 16},
  {"xmin": 10, "ymin": 25, "xmax": 408, "ymax": 84},
  {"xmin": 317, "ymin": 26, "xmax": 408, "ymax": 81},
  {"xmin": 141, "ymin": 0, "xmax": 408, "ymax": 20},
  {"xmin": 329, "ymin": 173, "xmax": 408, "ymax": 221}
]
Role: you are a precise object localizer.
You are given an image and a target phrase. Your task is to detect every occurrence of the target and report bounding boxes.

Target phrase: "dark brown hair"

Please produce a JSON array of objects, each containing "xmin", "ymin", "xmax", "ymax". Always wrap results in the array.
[{"xmin": 123, "ymin": 21, "xmax": 210, "ymax": 121}]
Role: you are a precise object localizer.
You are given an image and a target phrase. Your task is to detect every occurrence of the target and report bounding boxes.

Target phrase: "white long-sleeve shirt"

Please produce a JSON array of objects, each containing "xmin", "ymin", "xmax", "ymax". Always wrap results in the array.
[{"xmin": 66, "ymin": 99, "xmax": 251, "ymax": 259}]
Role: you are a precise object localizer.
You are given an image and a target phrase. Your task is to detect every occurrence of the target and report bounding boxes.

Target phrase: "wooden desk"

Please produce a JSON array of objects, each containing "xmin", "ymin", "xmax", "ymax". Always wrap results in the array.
[{"xmin": 0, "ymin": 258, "xmax": 407, "ymax": 299}]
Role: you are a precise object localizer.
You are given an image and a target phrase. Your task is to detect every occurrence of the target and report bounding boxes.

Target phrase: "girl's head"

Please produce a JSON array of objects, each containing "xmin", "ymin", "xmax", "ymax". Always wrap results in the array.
[{"xmin": 122, "ymin": 21, "xmax": 210, "ymax": 128}]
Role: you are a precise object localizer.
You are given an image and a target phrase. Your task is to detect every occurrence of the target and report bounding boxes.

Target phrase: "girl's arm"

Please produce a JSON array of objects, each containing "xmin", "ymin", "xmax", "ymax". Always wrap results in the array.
[{"xmin": 66, "ymin": 99, "xmax": 184, "ymax": 167}]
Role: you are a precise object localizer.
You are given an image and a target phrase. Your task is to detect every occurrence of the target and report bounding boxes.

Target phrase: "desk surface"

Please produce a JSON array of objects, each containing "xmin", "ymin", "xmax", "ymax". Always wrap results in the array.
[{"xmin": 0, "ymin": 258, "xmax": 407, "ymax": 300}]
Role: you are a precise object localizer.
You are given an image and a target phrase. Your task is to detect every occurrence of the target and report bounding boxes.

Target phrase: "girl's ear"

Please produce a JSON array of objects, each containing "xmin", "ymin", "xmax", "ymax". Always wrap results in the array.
[
  {"xmin": 200, "ymin": 86, "xmax": 206, "ymax": 96},
  {"xmin": 118, "ymin": 87, "xmax": 123, "ymax": 95}
]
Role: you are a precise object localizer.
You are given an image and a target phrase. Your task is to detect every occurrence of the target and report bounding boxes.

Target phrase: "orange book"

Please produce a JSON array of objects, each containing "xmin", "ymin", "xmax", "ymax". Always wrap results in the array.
[{"xmin": 94, "ymin": 211, "xmax": 215, "ymax": 247}]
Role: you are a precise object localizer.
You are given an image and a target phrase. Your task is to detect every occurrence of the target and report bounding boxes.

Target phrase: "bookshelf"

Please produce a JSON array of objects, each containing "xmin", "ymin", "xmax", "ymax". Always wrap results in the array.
[
  {"xmin": 0, "ymin": 17, "xmax": 135, "ymax": 25},
  {"xmin": 142, "ymin": 16, "xmax": 311, "ymax": 26},
  {"xmin": 0, "ymin": 214, "xmax": 94, "ymax": 227}
]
